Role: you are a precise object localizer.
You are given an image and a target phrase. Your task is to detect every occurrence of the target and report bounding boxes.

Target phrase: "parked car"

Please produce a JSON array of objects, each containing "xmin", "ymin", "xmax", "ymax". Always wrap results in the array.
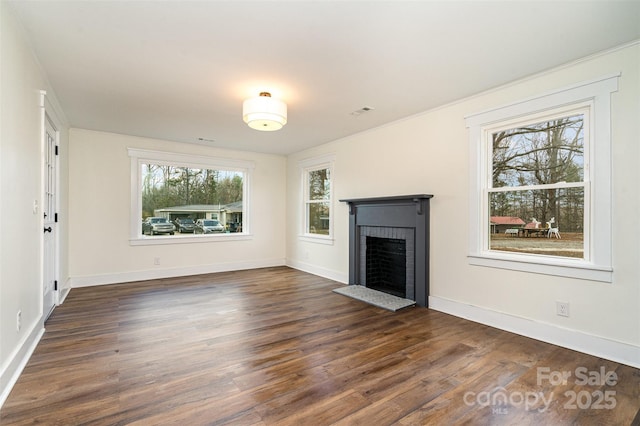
[
  {"xmin": 142, "ymin": 217, "xmax": 175, "ymax": 235},
  {"xmin": 194, "ymin": 219, "xmax": 224, "ymax": 234},
  {"xmin": 174, "ymin": 217, "xmax": 195, "ymax": 233}
]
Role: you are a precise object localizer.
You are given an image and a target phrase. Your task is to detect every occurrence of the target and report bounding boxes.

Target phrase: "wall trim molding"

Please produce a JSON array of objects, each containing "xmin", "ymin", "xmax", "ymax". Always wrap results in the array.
[
  {"xmin": 58, "ymin": 283, "xmax": 71, "ymax": 304},
  {"xmin": 286, "ymin": 258, "xmax": 347, "ymax": 284},
  {"xmin": 429, "ymin": 295, "xmax": 640, "ymax": 369},
  {"xmin": 0, "ymin": 321, "xmax": 45, "ymax": 409},
  {"xmin": 69, "ymin": 259, "xmax": 286, "ymax": 288}
]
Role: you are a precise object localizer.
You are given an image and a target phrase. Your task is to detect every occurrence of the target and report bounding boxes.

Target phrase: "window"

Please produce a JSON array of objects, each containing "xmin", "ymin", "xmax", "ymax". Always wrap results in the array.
[
  {"xmin": 129, "ymin": 149, "xmax": 253, "ymax": 244},
  {"xmin": 466, "ymin": 74, "xmax": 618, "ymax": 282},
  {"xmin": 488, "ymin": 107, "xmax": 587, "ymax": 259},
  {"xmin": 300, "ymin": 154, "xmax": 335, "ymax": 242}
]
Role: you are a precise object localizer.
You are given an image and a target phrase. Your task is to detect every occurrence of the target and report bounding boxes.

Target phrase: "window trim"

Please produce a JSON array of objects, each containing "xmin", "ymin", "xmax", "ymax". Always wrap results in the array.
[
  {"xmin": 128, "ymin": 148, "xmax": 254, "ymax": 245},
  {"xmin": 465, "ymin": 74, "xmax": 619, "ymax": 282},
  {"xmin": 299, "ymin": 154, "xmax": 335, "ymax": 244}
]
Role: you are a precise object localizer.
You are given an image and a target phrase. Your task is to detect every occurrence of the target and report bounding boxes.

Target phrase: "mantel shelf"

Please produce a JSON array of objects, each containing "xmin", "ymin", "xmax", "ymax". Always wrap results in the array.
[{"xmin": 339, "ymin": 194, "xmax": 433, "ymax": 204}]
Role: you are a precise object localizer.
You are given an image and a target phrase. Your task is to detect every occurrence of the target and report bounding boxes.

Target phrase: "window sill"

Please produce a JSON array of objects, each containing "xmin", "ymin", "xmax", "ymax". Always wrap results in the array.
[
  {"xmin": 468, "ymin": 252, "xmax": 612, "ymax": 283},
  {"xmin": 298, "ymin": 234, "xmax": 334, "ymax": 245},
  {"xmin": 130, "ymin": 233, "xmax": 253, "ymax": 246}
]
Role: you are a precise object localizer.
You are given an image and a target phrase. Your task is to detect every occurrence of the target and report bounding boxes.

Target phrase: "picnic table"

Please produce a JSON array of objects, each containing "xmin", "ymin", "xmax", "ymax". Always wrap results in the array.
[
  {"xmin": 518, "ymin": 226, "xmax": 549, "ymax": 237},
  {"xmin": 503, "ymin": 226, "xmax": 549, "ymax": 237}
]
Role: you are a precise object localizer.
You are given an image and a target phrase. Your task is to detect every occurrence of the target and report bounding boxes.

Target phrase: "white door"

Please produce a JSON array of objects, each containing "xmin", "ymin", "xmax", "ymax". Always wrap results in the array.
[{"xmin": 43, "ymin": 115, "xmax": 57, "ymax": 320}]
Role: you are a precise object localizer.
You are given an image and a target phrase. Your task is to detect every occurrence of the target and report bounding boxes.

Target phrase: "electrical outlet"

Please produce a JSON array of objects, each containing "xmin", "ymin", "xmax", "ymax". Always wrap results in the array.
[
  {"xmin": 16, "ymin": 310, "xmax": 22, "ymax": 331},
  {"xmin": 556, "ymin": 301, "xmax": 570, "ymax": 317},
  {"xmin": 154, "ymin": 257, "xmax": 160, "ymax": 266}
]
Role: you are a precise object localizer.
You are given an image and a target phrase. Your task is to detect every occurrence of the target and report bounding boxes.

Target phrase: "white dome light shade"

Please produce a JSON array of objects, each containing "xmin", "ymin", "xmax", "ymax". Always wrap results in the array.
[{"xmin": 242, "ymin": 92, "xmax": 287, "ymax": 131}]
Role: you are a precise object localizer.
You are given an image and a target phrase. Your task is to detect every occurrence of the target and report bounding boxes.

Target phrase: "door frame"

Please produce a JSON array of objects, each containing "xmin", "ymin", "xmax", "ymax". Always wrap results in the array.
[{"xmin": 40, "ymin": 91, "xmax": 61, "ymax": 318}]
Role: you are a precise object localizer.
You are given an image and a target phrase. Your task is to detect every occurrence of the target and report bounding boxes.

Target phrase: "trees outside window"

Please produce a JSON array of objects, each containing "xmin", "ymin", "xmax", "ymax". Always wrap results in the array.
[
  {"xmin": 141, "ymin": 165, "xmax": 243, "ymax": 219},
  {"xmin": 305, "ymin": 167, "xmax": 331, "ymax": 235}
]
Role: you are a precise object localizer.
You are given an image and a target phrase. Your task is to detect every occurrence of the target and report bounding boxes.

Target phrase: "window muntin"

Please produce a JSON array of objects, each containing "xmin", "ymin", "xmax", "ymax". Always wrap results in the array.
[
  {"xmin": 486, "ymin": 108, "xmax": 587, "ymax": 260},
  {"xmin": 129, "ymin": 149, "xmax": 252, "ymax": 243}
]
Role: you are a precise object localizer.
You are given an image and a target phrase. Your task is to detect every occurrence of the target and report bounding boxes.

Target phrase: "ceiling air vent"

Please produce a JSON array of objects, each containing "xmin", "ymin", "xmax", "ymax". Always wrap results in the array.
[{"xmin": 350, "ymin": 106, "xmax": 375, "ymax": 116}]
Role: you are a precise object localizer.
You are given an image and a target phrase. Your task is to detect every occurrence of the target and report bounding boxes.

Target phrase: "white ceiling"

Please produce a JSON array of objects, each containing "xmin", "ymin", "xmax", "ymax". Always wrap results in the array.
[{"xmin": 8, "ymin": 1, "xmax": 640, "ymax": 155}]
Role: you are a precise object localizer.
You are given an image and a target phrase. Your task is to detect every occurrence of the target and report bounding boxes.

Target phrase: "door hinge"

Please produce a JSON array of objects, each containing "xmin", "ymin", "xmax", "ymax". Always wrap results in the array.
[
  {"xmin": 55, "ymin": 213, "xmax": 58, "ymax": 223},
  {"xmin": 54, "ymin": 280, "xmax": 58, "ymax": 291},
  {"xmin": 55, "ymin": 145, "xmax": 59, "ymax": 155}
]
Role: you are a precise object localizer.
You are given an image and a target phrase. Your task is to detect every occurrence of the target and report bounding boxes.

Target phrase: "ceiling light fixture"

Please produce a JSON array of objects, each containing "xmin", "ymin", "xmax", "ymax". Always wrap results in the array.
[{"xmin": 242, "ymin": 92, "xmax": 287, "ymax": 131}]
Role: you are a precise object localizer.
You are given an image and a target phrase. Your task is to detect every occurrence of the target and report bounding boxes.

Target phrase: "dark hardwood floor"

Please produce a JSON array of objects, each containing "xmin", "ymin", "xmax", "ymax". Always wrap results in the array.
[{"xmin": 2, "ymin": 267, "xmax": 639, "ymax": 425}]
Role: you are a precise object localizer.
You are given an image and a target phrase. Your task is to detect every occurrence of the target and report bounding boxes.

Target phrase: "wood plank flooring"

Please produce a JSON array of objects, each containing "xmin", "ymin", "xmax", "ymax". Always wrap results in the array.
[{"xmin": 2, "ymin": 266, "xmax": 639, "ymax": 425}]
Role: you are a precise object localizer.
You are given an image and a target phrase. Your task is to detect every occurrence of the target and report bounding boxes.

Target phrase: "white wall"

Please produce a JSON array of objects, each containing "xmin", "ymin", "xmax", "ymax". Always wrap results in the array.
[
  {"xmin": 286, "ymin": 43, "xmax": 640, "ymax": 367},
  {"xmin": 0, "ymin": 2, "xmax": 69, "ymax": 404},
  {"xmin": 68, "ymin": 129, "xmax": 287, "ymax": 286}
]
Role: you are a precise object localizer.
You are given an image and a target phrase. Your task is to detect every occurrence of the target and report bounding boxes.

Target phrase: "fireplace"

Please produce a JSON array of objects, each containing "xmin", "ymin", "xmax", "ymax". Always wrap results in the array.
[
  {"xmin": 340, "ymin": 195, "xmax": 432, "ymax": 307},
  {"xmin": 362, "ymin": 228, "xmax": 414, "ymax": 299},
  {"xmin": 366, "ymin": 236, "xmax": 407, "ymax": 297}
]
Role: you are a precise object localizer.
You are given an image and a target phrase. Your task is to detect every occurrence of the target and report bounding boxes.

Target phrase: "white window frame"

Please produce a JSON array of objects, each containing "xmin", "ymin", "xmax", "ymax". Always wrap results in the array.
[
  {"xmin": 486, "ymin": 104, "xmax": 591, "ymax": 257},
  {"xmin": 299, "ymin": 154, "xmax": 335, "ymax": 244},
  {"xmin": 465, "ymin": 74, "xmax": 618, "ymax": 282},
  {"xmin": 128, "ymin": 148, "xmax": 254, "ymax": 246}
]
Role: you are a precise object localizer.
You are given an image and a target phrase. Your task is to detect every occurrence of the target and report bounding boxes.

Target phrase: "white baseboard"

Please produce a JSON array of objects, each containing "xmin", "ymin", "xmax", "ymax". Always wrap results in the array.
[
  {"xmin": 69, "ymin": 258, "xmax": 286, "ymax": 288},
  {"xmin": 429, "ymin": 295, "xmax": 640, "ymax": 369},
  {"xmin": 0, "ymin": 320, "xmax": 45, "ymax": 409},
  {"xmin": 57, "ymin": 278, "xmax": 71, "ymax": 304},
  {"xmin": 58, "ymin": 286, "xmax": 71, "ymax": 304},
  {"xmin": 286, "ymin": 258, "xmax": 348, "ymax": 284}
]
